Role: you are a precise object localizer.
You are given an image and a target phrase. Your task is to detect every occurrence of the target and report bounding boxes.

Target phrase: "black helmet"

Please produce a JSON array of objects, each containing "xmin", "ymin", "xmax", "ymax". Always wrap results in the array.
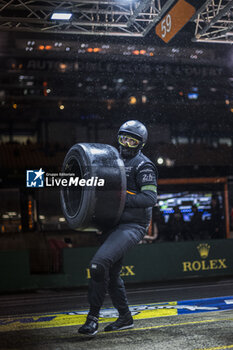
[
  {"xmin": 118, "ymin": 120, "xmax": 148, "ymax": 144},
  {"xmin": 118, "ymin": 120, "xmax": 148, "ymax": 158}
]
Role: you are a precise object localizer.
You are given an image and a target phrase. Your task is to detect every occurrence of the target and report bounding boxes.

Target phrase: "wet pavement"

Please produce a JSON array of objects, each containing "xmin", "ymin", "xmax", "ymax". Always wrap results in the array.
[{"xmin": 1, "ymin": 278, "xmax": 233, "ymax": 350}]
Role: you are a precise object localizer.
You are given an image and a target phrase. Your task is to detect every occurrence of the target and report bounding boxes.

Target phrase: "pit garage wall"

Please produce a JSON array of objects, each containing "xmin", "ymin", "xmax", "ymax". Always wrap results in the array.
[{"xmin": 1, "ymin": 240, "xmax": 233, "ymax": 292}]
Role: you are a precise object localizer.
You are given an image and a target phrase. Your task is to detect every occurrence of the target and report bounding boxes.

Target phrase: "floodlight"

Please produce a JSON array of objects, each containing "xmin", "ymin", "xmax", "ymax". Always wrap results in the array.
[{"xmin": 51, "ymin": 12, "xmax": 72, "ymax": 20}]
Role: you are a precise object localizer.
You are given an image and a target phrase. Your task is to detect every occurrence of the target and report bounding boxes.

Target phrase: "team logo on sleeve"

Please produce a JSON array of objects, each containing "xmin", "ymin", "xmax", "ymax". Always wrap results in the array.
[
  {"xmin": 26, "ymin": 169, "xmax": 45, "ymax": 187},
  {"xmin": 142, "ymin": 173, "xmax": 154, "ymax": 182}
]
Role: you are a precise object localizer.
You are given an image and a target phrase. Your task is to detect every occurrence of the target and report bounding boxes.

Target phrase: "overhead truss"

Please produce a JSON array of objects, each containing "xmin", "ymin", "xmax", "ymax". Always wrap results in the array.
[
  {"xmin": 193, "ymin": 0, "xmax": 233, "ymax": 44},
  {"xmin": 1, "ymin": 0, "xmax": 233, "ymax": 43},
  {"xmin": 0, "ymin": 0, "xmax": 176, "ymax": 37}
]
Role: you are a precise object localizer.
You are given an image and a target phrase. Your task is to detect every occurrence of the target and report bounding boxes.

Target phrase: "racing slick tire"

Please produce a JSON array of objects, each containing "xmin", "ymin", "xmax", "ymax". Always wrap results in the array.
[{"xmin": 60, "ymin": 143, "xmax": 126, "ymax": 231}]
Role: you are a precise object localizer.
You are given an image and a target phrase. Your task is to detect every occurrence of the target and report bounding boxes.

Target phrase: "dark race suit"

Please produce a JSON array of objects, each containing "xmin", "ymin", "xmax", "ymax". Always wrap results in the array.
[{"xmin": 88, "ymin": 150, "xmax": 157, "ymax": 317}]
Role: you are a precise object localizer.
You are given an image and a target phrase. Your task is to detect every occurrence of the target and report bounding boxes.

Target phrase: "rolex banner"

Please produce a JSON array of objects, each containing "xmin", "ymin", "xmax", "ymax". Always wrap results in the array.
[
  {"xmin": 121, "ymin": 239, "xmax": 233, "ymax": 282},
  {"xmin": 63, "ymin": 239, "xmax": 233, "ymax": 286},
  {"xmin": 1, "ymin": 240, "xmax": 233, "ymax": 292}
]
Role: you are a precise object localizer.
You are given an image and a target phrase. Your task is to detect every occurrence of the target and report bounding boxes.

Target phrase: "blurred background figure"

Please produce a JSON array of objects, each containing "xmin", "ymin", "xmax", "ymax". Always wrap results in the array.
[
  {"xmin": 167, "ymin": 206, "xmax": 186, "ymax": 241},
  {"xmin": 209, "ymin": 195, "xmax": 224, "ymax": 239},
  {"xmin": 189, "ymin": 205, "xmax": 204, "ymax": 240}
]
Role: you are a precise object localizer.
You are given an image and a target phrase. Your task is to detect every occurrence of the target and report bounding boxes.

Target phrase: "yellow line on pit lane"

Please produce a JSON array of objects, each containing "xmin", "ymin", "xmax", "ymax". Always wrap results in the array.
[
  {"xmin": 96, "ymin": 317, "xmax": 233, "ymax": 335},
  {"xmin": 0, "ymin": 307, "xmax": 177, "ymax": 332},
  {"xmin": 194, "ymin": 345, "xmax": 233, "ymax": 350}
]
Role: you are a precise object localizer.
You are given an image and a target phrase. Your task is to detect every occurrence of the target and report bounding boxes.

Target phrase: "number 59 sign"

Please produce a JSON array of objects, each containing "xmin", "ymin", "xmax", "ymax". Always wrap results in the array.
[{"xmin": 155, "ymin": 0, "xmax": 195, "ymax": 43}]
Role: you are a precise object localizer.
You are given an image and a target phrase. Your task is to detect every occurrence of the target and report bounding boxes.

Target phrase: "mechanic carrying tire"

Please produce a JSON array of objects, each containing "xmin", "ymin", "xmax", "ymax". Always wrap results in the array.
[{"xmin": 77, "ymin": 120, "xmax": 158, "ymax": 336}]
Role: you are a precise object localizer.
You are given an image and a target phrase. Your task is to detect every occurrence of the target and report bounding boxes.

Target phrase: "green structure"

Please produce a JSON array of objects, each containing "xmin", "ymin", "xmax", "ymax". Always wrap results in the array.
[{"xmin": 1, "ymin": 240, "xmax": 233, "ymax": 292}]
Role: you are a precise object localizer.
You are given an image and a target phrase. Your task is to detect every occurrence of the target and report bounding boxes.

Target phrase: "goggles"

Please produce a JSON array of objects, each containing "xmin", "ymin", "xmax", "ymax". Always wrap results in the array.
[{"xmin": 118, "ymin": 134, "xmax": 140, "ymax": 148}]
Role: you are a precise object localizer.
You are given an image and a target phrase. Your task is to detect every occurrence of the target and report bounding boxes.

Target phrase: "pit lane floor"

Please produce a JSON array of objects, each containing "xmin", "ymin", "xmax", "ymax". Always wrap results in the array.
[{"xmin": 1, "ymin": 278, "xmax": 233, "ymax": 350}]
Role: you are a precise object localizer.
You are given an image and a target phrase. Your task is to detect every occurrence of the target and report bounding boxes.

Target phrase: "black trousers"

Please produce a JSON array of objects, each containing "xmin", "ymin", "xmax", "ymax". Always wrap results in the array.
[{"xmin": 88, "ymin": 223, "xmax": 146, "ymax": 316}]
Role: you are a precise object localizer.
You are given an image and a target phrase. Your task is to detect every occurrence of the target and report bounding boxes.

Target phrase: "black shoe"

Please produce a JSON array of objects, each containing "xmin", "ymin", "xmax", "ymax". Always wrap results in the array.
[
  {"xmin": 78, "ymin": 315, "xmax": 98, "ymax": 336},
  {"xmin": 104, "ymin": 311, "xmax": 134, "ymax": 332}
]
